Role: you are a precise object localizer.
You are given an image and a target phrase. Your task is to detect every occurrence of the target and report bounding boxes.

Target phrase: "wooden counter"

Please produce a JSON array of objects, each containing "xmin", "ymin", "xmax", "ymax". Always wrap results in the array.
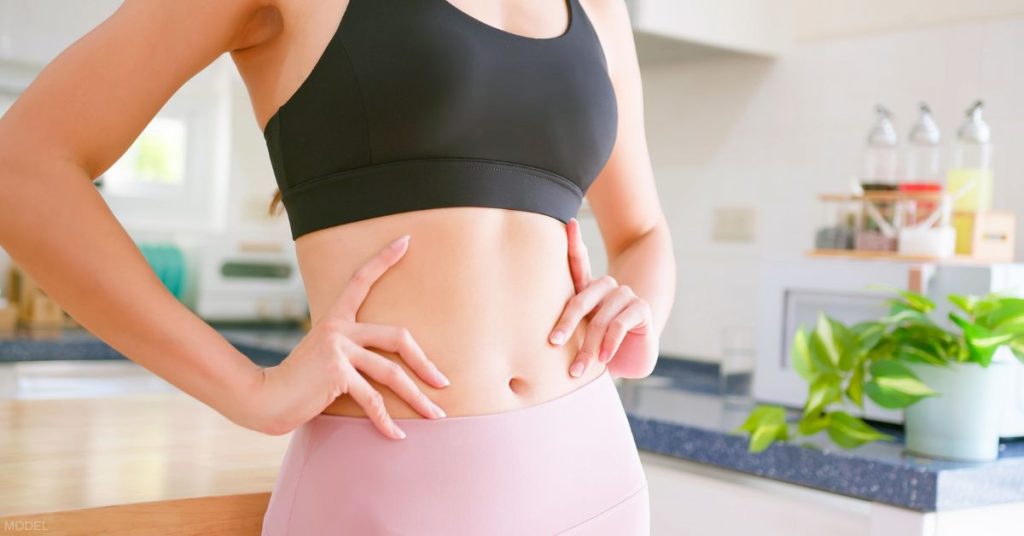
[{"xmin": 0, "ymin": 393, "xmax": 290, "ymax": 534}]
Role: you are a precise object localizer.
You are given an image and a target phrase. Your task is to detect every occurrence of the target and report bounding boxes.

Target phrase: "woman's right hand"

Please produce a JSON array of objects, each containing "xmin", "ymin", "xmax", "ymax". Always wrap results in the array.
[{"xmin": 255, "ymin": 234, "xmax": 450, "ymax": 440}]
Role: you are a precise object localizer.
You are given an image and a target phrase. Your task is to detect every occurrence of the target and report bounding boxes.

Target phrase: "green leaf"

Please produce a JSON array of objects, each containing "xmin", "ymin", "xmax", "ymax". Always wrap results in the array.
[
  {"xmin": 880, "ymin": 304, "xmax": 932, "ymax": 326},
  {"xmin": 737, "ymin": 405, "xmax": 787, "ymax": 433},
  {"xmin": 826, "ymin": 411, "xmax": 892, "ymax": 448},
  {"xmin": 974, "ymin": 297, "xmax": 1000, "ymax": 324},
  {"xmin": 895, "ymin": 289, "xmax": 936, "ymax": 313},
  {"xmin": 798, "ymin": 411, "xmax": 831, "ymax": 435},
  {"xmin": 807, "ymin": 332, "xmax": 838, "ymax": 373},
  {"xmin": 831, "ymin": 318, "xmax": 860, "ymax": 371},
  {"xmin": 864, "ymin": 381, "xmax": 917, "ymax": 408},
  {"xmin": 790, "ymin": 327, "xmax": 814, "ymax": 381},
  {"xmin": 993, "ymin": 316, "xmax": 1024, "ymax": 336},
  {"xmin": 895, "ymin": 344, "xmax": 947, "ymax": 366},
  {"xmin": 985, "ymin": 298, "xmax": 1024, "ymax": 330},
  {"xmin": 852, "ymin": 321, "xmax": 886, "ymax": 354},
  {"xmin": 846, "ymin": 362, "xmax": 865, "ymax": 408},
  {"xmin": 969, "ymin": 331, "xmax": 1016, "ymax": 350},
  {"xmin": 749, "ymin": 423, "xmax": 788, "ymax": 453},
  {"xmin": 954, "ymin": 339, "xmax": 970, "ymax": 362},
  {"xmin": 875, "ymin": 375, "xmax": 938, "ymax": 398},
  {"xmin": 804, "ymin": 373, "xmax": 842, "ymax": 417},
  {"xmin": 948, "ymin": 312, "xmax": 971, "ymax": 331},
  {"xmin": 864, "ymin": 360, "xmax": 938, "ymax": 408},
  {"xmin": 736, "ymin": 405, "xmax": 790, "ymax": 453},
  {"xmin": 959, "ymin": 321, "xmax": 1013, "ymax": 366},
  {"xmin": 815, "ymin": 313, "xmax": 840, "ymax": 368},
  {"xmin": 872, "ymin": 360, "xmax": 938, "ymax": 393},
  {"xmin": 948, "ymin": 294, "xmax": 977, "ymax": 315}
]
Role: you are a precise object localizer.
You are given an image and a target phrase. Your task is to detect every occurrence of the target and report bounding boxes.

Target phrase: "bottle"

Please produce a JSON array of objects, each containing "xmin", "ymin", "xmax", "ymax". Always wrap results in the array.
[
  {"xmin": 903, "ymin": 103, "xmax": 943, "ymax": 187},
  {"xmin": 901, "ymin": 103, "xmax": 943, "ymax": 227},
  {"xmin": 861, "ymin": 105, "xmax": 899, "ymax": 191},
  {"xmin": 857, "ymin": 106, "xmax": 900, "ymax": 252},
  {"xmin": 946, "ymin": 100, "xmax": 993, "ymax": 212}
]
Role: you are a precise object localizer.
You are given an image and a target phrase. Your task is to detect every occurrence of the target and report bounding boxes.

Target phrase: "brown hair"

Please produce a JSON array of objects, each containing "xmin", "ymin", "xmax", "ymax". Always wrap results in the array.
[{"xmin": 268, "ymin": 188, "xmax": 284, "ymax": 216}]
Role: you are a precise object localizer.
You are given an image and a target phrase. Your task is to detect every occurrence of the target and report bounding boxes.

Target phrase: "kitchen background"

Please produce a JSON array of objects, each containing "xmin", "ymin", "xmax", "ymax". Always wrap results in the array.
[
  {"xmin": 2, "ymin": 1, "xmax": 1023, "ymax": 535},
  {"xmin": 3, "ymin": 0, "xmax": 1023, "ymax": 360}
]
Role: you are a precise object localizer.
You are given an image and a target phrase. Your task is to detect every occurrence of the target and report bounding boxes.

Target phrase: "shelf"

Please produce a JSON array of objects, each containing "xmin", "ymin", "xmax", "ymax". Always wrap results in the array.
[{"xmin": 807, "ymin": 249, "xmax": 1010, "ymax": 265}]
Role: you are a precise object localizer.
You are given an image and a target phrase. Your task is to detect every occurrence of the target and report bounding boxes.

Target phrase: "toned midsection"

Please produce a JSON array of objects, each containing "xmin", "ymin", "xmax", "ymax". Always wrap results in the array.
[{"xmin": 294, "ymin": 206, "xmax": 604, "ymax": 419}]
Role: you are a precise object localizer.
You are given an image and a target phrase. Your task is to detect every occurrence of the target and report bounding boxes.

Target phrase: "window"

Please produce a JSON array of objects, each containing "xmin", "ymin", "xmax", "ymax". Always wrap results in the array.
[{"xmin": 102, "ymin": 116, "xmax": 187, "ymax": 196}]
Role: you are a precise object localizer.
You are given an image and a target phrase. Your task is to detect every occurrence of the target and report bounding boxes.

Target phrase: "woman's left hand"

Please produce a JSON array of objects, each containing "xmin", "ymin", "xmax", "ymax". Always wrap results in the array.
[{"xmin": 549, "ymin": 218, "xmax": 659, "ymax": 379}]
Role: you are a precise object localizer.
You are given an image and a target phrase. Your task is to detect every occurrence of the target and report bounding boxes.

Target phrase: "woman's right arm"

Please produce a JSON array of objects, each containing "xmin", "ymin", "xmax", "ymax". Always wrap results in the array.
[
  {"xmin": 0, "ymin": 0, "xmax": 278, "ymax": 431},
  {"xmin": 0, "ymin": 0, "xmax": 450, "ymax": 438}
]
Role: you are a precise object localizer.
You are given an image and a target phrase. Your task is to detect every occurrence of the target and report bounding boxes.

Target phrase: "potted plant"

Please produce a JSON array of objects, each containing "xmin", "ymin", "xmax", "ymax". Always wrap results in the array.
[{"xmin": 737, "ymin": 289, "xmax": 1024, "ymax": 461}]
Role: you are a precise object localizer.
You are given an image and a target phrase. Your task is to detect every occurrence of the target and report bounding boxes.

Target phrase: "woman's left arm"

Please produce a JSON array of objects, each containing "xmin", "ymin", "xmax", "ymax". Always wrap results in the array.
[{"xmin": 548, "ymin": 0, "xmax": 677, "ymax": 380}]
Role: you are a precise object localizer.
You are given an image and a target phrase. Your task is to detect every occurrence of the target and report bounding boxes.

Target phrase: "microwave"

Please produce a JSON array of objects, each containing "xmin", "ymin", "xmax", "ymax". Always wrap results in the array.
[
  {"xmin": 753, "ymin": 257, "xmax": 1024, "ymax": 439},
  {"xmin": 192, "ymin": 231, "xmax": 308, "ymax": 322}
]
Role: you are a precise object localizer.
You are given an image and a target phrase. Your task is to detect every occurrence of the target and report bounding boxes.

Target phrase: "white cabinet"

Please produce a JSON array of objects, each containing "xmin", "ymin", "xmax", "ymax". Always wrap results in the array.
[
  {"xmin": 640, "ymin": 451, "xmax": 869, "ymax": 536},
  {"xmin": 639, "ymin": 451, "xmax": 1024, "ymax": 536},
  {"xmin": 627, "ymin": 0, "xmax": 792, "ymax": 64}
]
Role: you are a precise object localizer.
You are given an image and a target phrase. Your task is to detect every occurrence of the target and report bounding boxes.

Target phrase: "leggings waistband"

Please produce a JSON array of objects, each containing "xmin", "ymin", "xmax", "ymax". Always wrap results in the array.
[{"xmin": 311, "ymin": 367, "xmax": 616, "ymax": 427}]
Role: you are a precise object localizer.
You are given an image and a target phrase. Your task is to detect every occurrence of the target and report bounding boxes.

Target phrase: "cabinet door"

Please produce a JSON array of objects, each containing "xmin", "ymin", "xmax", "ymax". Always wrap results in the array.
[{"xmin": 640, "ymin": 451, "xmax": 869, "ymax": 536}]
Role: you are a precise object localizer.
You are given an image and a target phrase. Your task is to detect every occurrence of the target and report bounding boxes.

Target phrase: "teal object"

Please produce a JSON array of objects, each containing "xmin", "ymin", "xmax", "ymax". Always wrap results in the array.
[
  {"xmin": 138, "ymin": 242, "xmax": 187, "ymax": 300},
  {"xmin": 903, "ymin": 354, "xmax": 1009, "ymax": 462}
]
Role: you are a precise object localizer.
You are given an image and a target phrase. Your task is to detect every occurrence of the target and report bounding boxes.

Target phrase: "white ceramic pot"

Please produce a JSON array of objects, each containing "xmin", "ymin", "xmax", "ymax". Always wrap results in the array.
[{"xmin": 903, "ymin": 350, "xmax": 1011, "ymax": 462}]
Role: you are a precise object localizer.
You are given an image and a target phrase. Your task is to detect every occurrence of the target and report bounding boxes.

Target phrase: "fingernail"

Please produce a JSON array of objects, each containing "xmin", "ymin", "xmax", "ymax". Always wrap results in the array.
[
  {"xmin": 550, "ymin": 330, "xmax": 566, "ymax": 345},
  {"xmin": 433, "ymin": 366, "xmax": 451, "ymax": 387},
  {"xmin": 598, "ymin": 349, "xmax": 609, "ymax": 363},
  {"xmin": 570, "ymin": 361, "xmax": 585, "ymax": 378},
  {"xmin": 431, "ymin": 402, "xmax": 446, "ymax": 419},
  {"xmin": 394, "ymin": 426, "xmax": 406, "ymax": 439},
  {"xmin": 393, "ymin": 234, "xmax": 411, "ymax": 247}
]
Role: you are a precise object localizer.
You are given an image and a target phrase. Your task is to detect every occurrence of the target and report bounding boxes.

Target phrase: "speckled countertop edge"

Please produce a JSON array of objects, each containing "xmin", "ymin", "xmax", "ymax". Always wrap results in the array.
[{"xmin": 629, "ymin": 358, "xmax": 1024, "ymax": 512}]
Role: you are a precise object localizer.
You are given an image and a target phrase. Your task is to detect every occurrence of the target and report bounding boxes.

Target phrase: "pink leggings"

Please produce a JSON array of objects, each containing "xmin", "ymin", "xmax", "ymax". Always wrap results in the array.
[{"xmin": 261, "ymin": 369, "xmax": 650, "ymax": 535}]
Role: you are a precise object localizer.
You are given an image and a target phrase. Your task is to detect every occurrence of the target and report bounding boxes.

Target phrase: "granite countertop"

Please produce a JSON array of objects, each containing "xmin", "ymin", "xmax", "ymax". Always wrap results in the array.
[
  {"xmin": 623, "ymin": 358, "xmax": 1024, "ymax": 512},
  {"xmin": 2, "ymin": 326, "xmax": 1023, "ymax": 512}
]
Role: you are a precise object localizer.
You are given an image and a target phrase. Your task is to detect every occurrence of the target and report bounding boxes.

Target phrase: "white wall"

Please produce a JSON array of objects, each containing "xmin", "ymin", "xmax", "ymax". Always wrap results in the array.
[
  {"xmin": 0, "ymin": 0, "xmax": 121, "ymax": 64},
  {"xmin": 648, "ymin": 17, "xmax": 1024, "ymax": 361}
]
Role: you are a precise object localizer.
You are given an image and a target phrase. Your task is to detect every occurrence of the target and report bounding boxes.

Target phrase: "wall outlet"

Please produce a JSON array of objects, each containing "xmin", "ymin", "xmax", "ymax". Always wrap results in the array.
[{"xmin": 712, "ymin": 206, "xmax": 756, "ymax": 243}]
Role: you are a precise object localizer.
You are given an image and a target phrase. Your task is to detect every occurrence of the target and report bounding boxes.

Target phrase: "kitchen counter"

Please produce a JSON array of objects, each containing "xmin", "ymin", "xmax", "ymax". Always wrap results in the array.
[
  {"xmin": 3, "ymin": 326, "xmax": 1023, "ymax": 515},
  {"xmin": 623, "ymin": 358, "xmax": 1024, "ymax": 512},
  {"xmin": 0, "ymin": 325, "xmax": 301, "ymax": 367}
]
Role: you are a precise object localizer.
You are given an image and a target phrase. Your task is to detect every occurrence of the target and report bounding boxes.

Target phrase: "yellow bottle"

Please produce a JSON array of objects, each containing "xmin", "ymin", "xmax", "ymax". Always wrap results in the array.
[
  {"xmin": 946, "ymin": 101, "xmax": 992, "ymax": 210},
  {"xmin": 947, "ymin": 168, "xmax": 993, "ymax": 212},
  {"xmin": 945, "ymin": 100, "xmax": 993, "ymax": 255}
]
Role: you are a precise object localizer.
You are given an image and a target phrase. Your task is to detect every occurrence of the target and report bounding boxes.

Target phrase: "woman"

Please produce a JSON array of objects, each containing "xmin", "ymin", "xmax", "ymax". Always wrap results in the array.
[{"xmin": 0, "ymin": 0, "xmax": 676, "ymax": 533}]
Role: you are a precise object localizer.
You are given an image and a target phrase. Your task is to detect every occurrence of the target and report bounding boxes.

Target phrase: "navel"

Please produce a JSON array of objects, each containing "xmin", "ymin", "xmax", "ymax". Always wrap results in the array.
[{"xmin": 507, "ymin": 376, "xmax": 526, "ymax": 394}]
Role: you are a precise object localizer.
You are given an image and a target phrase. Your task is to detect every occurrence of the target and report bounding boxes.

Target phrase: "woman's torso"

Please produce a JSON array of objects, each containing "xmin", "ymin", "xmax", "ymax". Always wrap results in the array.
[{"xmin": 231, "ymin": 0, "xmax": 613, "ymax": 419}]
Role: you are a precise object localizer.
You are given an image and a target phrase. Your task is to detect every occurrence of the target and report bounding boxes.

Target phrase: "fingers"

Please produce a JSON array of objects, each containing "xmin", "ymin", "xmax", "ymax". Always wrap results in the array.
[
  {"xmin": 347, "ymin": 322, "xmax": 451, "ymax": 389},
  {"xmin": 347, "ymin": 346, "xmax": 447, "ymax": 422},
  {"xmin": 566, "ymin": 218, "xmax": 593, "ymax": 294},
  {"xmin": 597, "ymin": 294, "xmax": 651, "ymax": 364},
  {"xmin": 324, "ymin": 234, "xmax": 411, "ymax": 321},
  {"xmin": 570, "ymin": 284, "xmax": 637, "ymax": 378},
  {"xmin": 338, "ymin": 358, "xmax": 408, "ymax": 440},
  {"xmin": 549, "ymin": 275, "xmax": 618, "ymax": 346}
]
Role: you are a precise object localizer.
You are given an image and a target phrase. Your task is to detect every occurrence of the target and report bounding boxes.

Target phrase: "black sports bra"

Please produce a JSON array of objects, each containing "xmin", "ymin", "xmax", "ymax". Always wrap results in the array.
[{"xmin": 263, "ymin": 0, "xmax": 618, "ymax": 240}]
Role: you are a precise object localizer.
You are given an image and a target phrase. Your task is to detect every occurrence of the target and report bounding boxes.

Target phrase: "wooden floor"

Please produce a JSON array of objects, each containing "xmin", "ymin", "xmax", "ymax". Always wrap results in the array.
[{"xmin": 0, "ymin": 391, "xmax": 290, "ymax": 525}]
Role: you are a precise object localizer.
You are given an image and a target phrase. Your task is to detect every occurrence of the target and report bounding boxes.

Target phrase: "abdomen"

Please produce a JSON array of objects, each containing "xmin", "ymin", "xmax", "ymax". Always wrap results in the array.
[{"xmin": 294, "ymin": 206, "xmax": 601, "ymax": 419}]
